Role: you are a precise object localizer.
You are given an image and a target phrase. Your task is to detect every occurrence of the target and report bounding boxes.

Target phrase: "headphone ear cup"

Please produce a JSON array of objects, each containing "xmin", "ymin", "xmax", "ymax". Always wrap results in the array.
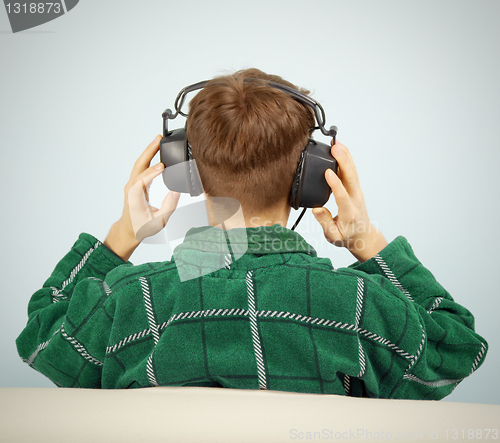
[
  {"xmin": 289, "ymin": 139, "xmax": 338, "ymax": 209},
  {"xmin": 160, "ymin": 128, "xmax": 203, "ymax": 196}
]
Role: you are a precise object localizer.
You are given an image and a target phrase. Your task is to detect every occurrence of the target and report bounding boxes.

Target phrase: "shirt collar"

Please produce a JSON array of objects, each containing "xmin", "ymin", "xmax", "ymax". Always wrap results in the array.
[{"xmin": 172, "ymin": 224, "xmax": 316, "ymax": 280}]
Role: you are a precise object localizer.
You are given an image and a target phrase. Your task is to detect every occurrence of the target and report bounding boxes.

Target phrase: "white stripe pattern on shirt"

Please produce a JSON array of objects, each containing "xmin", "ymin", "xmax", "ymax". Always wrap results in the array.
[
  {"xmin": 246, "ymin": 270, "xmax": 267, "ymax": 390},
  {"xmin": 403, "ymin": 373, "xmax": 464, "ymax": 387},
  {"xmin": 106, "ymin": 308, "xmax": 249, "ymax": 354},
  {"xmin": 427, "ymin": 297, "xmax": 443, "ymax": 314},
  {"xmin": 404, "ymin": 341, "xmax": 486, "ymax": 389},
  {"xmin": 405, "ymin": 324, "xmax": 426, "ymax": 374},
  {"xmin": 343, "ymin": 374, "xmax": 351, "ymax": 395},
  {"xmin": 374, "ymin": 254, "xmax": 414, "ymax": 302},
  {"xmin": 105, "ymin": 309, "xmax": 415, "ymax": 361},
  {"xmin": 61, "ymin": 323, "xmax": 103, "ymax": 366},
  {"xmin": 51, "ymin": 240, "xmax": 102, "ymax": 303},
  {"xmin": 224, "ymin": 253, "xmax": 232, "ymax": 270},
  {"xmin": 470, "ymin": 342, "xmax": 487, "ymax": 375},
  {"xmin": 23, "ymin": 327, "xmax": 62, "ymax": 367},
  {"xmin": 139, "ymin": 276, "xmax": 159, "ymax": 386},
  {"xmin": 355, "ymin": 278, "xmax": 366, "ymax": 378}
]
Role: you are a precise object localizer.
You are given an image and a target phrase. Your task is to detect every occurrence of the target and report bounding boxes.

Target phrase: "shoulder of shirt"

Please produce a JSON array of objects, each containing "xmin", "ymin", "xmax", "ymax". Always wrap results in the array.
[{"xmin": 103, "ymin": 256, "xmax": 178, "ymax": 288}]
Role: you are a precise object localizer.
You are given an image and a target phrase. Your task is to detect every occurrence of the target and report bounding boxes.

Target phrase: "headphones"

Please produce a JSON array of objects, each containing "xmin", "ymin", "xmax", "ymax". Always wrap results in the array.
[{"xmin": 159, "ymin": 79, "xmax": 338, "ymax": 230}]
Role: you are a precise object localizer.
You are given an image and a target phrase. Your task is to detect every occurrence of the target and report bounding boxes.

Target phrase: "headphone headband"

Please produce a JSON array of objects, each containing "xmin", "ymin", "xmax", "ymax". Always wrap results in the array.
[{"xmin": 162, "ymin": 79, "xmax": 337, "ymax": 140}]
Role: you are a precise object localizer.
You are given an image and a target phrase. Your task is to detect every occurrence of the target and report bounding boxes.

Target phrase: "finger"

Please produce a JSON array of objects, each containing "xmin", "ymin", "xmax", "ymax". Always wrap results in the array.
[
  {"xmin": 335, "ymin": 141, "xmax": 359, "ymax": 179},
  {"xmin": 158, "ymin": 191, "xmax": 181, "ymax": 226},
  {"xmin": 128, "ymin": 191, "xmax": 178, "ymax": 241},
  {"xmin": 311, "ymin": 206, "xmax": 342, "ymax": 244},
  {"xmin": 324, "ymin": 168, "xmax": 352, "ymax": 211},
  {"xmin": 331, "ymin": 142, "xmax": 360, "ymax": 198},
  {"xmin": 137, "ymin": 162, "xmax": 165, "ymax": 191},
  {"xmin": 128, "ymin": 163, "xmax": 164, "ymax": 205},
  {"xmin": 331, "ymin": 139, "xmax": 356, "ymax": 174},
  {"xmin": 130, "ymin": 135, "xmax": 162, "ymax": 180}
]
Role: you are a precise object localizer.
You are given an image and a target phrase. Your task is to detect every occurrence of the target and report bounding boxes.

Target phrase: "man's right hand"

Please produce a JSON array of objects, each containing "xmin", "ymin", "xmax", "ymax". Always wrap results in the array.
[{"xmin": 312, "ymin": 141, "xmax": 387, "ymax": 263}]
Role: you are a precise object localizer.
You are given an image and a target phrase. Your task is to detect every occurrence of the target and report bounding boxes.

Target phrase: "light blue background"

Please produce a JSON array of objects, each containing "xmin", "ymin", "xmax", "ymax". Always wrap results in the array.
[{"xmin": 1, "ymin": 0, "xmax": 498, "ymax": 404}]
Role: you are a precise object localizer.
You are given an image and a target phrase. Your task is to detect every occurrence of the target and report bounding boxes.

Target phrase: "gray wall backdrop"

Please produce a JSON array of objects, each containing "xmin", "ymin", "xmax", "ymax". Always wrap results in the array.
[{"xmin": 1, "ymin": 0, "xmax": 498, "ymax": 405}]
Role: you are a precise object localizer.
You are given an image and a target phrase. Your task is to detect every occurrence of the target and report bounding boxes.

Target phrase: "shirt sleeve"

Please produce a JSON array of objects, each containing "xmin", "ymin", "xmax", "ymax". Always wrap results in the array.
[
  {"xmin": 349, "ymin": 236, "xmax": 488, "ymax": 399},
  {"xmin": 15, "ymin": 233, "xmax": 128, "ymax": 388}
]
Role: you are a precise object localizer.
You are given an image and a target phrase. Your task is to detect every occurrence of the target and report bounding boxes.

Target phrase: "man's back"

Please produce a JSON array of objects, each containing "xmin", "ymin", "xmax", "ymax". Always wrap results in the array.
[{"xmin": 17, "ymin": 224, "xmax": 486, "ymax": 399}]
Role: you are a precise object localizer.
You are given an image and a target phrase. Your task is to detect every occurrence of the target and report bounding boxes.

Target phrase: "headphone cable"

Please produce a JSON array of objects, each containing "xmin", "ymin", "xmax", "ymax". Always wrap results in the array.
[{"xmin": 291, "ymin": 208, "xmax": 307, "ymax": 231}]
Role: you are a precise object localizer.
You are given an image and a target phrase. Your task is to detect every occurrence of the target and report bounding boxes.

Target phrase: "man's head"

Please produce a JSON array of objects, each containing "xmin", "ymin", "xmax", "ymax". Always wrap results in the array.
[{"xmin": 186, "ymin": 68, "xmax": 314, "ymax": 217}]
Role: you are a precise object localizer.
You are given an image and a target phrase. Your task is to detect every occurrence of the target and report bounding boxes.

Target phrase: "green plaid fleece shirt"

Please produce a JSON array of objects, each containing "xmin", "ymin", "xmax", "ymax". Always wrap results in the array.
[{"xmin": 16, "ymin": 225, "xmax": 487, "ymax": 399}]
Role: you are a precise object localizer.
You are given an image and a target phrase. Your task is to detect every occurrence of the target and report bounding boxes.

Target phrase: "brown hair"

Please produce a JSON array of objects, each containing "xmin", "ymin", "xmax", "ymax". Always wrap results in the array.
[{"xmin": 186, "ymin": 68, "xmax": 314, "ymax": 212}]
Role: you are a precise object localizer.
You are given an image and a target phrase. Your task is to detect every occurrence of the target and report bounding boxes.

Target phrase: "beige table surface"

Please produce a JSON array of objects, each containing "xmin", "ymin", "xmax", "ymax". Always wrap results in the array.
[{"xmin": 1, "ymin": 387, "xmax": 499, "ymax": 442}]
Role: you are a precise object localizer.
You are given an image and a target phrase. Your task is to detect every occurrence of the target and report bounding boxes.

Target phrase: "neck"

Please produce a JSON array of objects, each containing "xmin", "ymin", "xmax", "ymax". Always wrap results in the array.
[{"xmin": 205, "ymin": 195, "xmax": 291, "ymax": 229}]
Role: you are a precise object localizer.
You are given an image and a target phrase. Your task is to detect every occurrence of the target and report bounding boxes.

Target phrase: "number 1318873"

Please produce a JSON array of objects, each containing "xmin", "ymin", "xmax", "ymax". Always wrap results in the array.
[
  {"xmin": 5, "ymin": 3, "xmax": 62, "ymax": 14},
  {"xmin": 444, "ymin": 429, "xmax": 498, "ymax": 440}
]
